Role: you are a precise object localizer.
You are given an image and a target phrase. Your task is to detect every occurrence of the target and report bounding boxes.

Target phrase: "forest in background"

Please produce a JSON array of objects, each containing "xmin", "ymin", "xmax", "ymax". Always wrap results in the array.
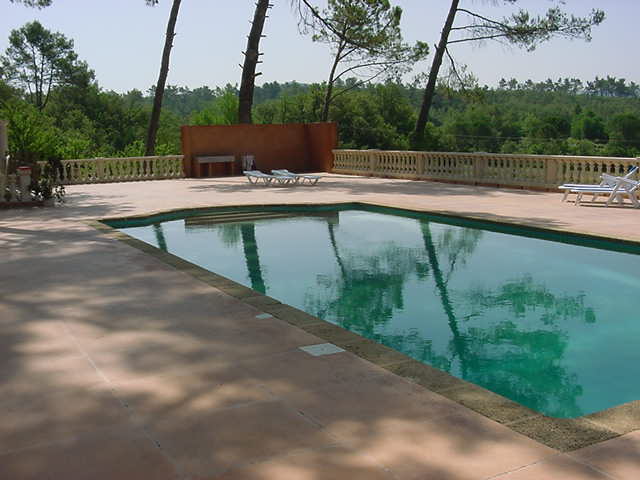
[
  {"xmin": 4, "ymin": 1, "xmax": 627, "ymax": 163},
  {"xmin": 2, "ymin": 74, "xmax": 640, "ymax": 161}
]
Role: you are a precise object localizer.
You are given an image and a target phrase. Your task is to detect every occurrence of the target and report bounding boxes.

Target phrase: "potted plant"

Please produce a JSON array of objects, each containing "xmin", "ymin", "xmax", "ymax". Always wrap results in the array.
[{"xmin": 31, "ymin": 158, "xmax": 65, "ymax": 206}]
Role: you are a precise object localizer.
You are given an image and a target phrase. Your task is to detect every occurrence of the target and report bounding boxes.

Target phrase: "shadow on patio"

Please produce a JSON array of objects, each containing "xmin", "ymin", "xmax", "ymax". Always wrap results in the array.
[
  {"xmin": 1, "ymin": 217, "xmax": 629, "ymax": 479},
  {"xmin": 1, "ymin": 175, "xmax": 638, "ymax": 478}
]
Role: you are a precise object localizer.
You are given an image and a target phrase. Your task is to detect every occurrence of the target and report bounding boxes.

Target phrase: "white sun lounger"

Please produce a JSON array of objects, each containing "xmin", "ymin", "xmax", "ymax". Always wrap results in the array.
[
  {"xmin": 271, "ymin": 169, "xmax": 321, "ymax": 185},
  {"xmin": 571, "ymin": 177, "xmax": 640, "ymax": 208},
  {"xmin": 243, "ymin": 170, "xmax": 292, "ymax": 186},
  {"xmin": 559, "ymin": 166, "xmax": 638, "ymax": 201}
]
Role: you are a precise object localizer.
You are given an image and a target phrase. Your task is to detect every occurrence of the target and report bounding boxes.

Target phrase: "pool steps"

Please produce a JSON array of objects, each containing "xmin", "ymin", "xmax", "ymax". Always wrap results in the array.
[{"xmin": 184, "ymin": 211, "xmax": 296, "ymax": 227}]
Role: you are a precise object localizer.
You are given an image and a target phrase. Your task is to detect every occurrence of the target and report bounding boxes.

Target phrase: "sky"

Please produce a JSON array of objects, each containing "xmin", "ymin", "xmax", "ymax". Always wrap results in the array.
[{"xmin": 2, "ymin": 0, "xmax": 639, "ymax": 93}]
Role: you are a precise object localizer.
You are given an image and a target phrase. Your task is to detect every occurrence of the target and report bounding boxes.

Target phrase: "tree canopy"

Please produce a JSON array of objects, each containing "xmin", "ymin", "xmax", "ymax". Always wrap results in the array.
[
  {"xmin": 8, "ymin": 0, "xmax": 52, "ymax": 7},
  {"xmin": 295, "ymin": 0, "xmax": 428, "ymax": 121},
  {"xmin": 0, "ymin": 21, "xmax": 93, "ymax": 110},
  {"xmin": 412, "ymin": 0, "xmax": 606, "ymax": 147},
  {"xmin": 2, "ymin": 4, "xmax": 632, "ymax": 165}
]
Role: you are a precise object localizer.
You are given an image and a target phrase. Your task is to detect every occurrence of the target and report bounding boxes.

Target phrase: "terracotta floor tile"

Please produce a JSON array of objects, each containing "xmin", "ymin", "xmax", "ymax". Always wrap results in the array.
[
  {"xmin": 491, "ymin": 454, "xmax": 613, "ymax": 479},
  {"xmin": 0, "ymin": 426, "xmax": 179, "ymax": 480},
  {"xmin": 239, "ymin": 349, "xmax": 385, "ymax": 396},
  {"xmin": 0, "ymin": 319, "xmax": 78, "ymax": 357},
  {"xmin": 189, "ymin": 316, "xmax": 324, "ymax": 360},
  {"xmin": 64, "ymin": 291, "xmax": 261, "ymax": 344},
  {"xmin": 64, "ymin": 317, "xmax": 176, "ymax": 342},
  {"xmin": 86, "ymin": 318, "xmax": 322, "ymax": 384},
  {"xmin": 83, "ymin": 329, "xmax": 205, "ymax": 354},
  {"xmin": 113, "ymin": 364, "xmax": 275, "ymax": 421},
  {"xmin": 0, "ymin": 386, "xmax": 130, "ymax": 453},
  {"xmin": 164, "ymin": 304, "xmax": 265, "ymax": 337},
  {"xmin": 213, "ymin": 445, "xmax": 393, "ymax": 480},
  {"xmin": 143, "ymin": 399, "xmax": 336, "ymax": 478},
  {"xmin": 0, "ymin": 352, "xmax": 105, "ymax": 400},
  {"xmin": 84, "ymin": 333, "xmax": 226, "ymax": 383},
  {"xmin": 339, "ymin": 414, "xmax": 555, "ymax": 480},
  {"xmin": 283, "ymin": 371, "xmax": 470, "ymax": 437},
  {"xmin": 570, "ymin": 430, "xmax": 640, "ymax": 480}
]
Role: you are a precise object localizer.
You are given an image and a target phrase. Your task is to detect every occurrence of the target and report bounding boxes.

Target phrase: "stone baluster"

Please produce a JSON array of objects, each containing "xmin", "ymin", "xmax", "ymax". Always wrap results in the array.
[
  {"xmin": 368, "ymin": 150, "xmax": 378, "ymax": 173},
  {"xmin": 78, "ymin": 160, "xmax": 87, "ymax": 183},
  {"xmin": 167, "ymin": 157, "xmax": 174, "ymax": 177},
  {"xmin": 8, "ymin": 174, "xmax": 17, "ymax": 202},
  {"xmin": 66, "ymin": 161, "xmax": 76, "ymax": 184},
  {"xmin": 95, "ymin": 158, "xmax": 104, "ymax": 182},
  {"xmin": 0, "ymin": 174, "xmax": 6, "ymax": 202},
  {"xmin": 148, "ymin": 157, "xmax": 156, "ymax": 179},
  {"xmin": 545, "ymin": 157, "xmax": 558, "ymax": 187},
  {"xmin": 16, "ymin": 166, "xmax": 31, "ymax": 201},
  {"xmin": 416, "ymin": 152, "xmax": 425, "ymax": 176},
  {"xmin": 472, "ymin": 155, "xmax": 483, "ymax": 181}
]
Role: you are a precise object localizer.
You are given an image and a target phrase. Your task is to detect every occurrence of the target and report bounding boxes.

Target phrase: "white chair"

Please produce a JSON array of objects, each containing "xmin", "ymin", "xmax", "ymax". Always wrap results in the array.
[
  {"xmin": 243, "ymin": 170, "xmax": 292, "ymax": 186},
  {"xmin": 271, "ymin": 169, "xmax": 321, "ymax": 185},
  {"xmin": 571, "ymin": 177, "xmax": 640, "ymax": 208},
  {"xmin": 559, "ymin": 166, "xmax": 638, "ymax": 202}
]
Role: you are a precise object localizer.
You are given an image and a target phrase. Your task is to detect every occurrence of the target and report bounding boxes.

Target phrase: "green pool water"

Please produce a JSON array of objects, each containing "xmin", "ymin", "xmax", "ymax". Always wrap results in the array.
[{"xmin": 110, "ymin": 205, "xmax": 640, "ymax": 418}]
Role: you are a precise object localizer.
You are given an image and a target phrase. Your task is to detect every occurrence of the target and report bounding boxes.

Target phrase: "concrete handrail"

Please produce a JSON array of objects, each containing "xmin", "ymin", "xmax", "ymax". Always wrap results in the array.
[
  {"xmin": 332, "ymin": 149, "xmax": 639, "ymax": 190},
  {"xmin": 37, "ymin": 155, "xmax": 185, "ymax": 185}
]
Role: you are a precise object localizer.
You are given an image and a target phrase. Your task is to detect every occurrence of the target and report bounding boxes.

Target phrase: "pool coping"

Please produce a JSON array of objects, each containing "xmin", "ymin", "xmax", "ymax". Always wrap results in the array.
[{"xmin": 88, "ymin": 201, "xmax": 640, "ymax": 453}]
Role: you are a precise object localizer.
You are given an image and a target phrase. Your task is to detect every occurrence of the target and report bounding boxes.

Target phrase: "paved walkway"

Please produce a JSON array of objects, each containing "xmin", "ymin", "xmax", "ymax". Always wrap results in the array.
[{"xmin": 1, "ymin": 175, "xmax": 638, "ymax": 479}]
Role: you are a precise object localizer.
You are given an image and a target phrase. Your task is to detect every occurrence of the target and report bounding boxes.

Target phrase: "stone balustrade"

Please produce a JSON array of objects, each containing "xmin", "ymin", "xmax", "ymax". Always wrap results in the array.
[
  {"xmin": 1, "ymin": 173, "xmax": 20, "ymax": 203},
  {"xmin": 38, "ymin": 155, "xmax": 185, "ymax": 185},
  {"xmin": 1, "ymin": 168, "xmax": 42, "ymax": 206},
  {"xmin": 333, "ymin": 150, "xmax": 639, "ymax": 190}
]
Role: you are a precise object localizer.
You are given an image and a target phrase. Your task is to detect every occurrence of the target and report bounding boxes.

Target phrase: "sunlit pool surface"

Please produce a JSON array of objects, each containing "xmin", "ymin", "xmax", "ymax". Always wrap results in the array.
[{"xmin": 110, "ymin": 205, "xmax": 640, "ymax": 418}]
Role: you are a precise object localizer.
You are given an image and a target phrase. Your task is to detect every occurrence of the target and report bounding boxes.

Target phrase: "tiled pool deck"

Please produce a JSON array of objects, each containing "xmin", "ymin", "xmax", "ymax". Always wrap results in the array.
[{"xmin": 1, "ymin": 174, "xmax": 639, "ymax": 479}]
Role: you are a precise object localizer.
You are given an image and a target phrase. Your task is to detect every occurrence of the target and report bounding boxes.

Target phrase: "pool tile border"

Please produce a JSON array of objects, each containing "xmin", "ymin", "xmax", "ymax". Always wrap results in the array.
[{"xmin": 87, "ymin": 204, "xmax": 640, "ymax": 453}]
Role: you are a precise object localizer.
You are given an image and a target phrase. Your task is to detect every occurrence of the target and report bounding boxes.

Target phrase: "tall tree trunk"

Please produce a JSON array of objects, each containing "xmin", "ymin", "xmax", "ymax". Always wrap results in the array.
[
  {"xmin": 238, "ymin": 0, "xmax": 270, "ymax": 124},
  {"xmin": 145, "ymin": 0, "xmax": 181, "ymax": 156},
  {"xmin": 413, "ymin": 0, "xmax": 459, "ymax": 146},
  {"xmin": 321, "ymin": 82, "xmax": 333, "ymax": 123},
  {"xmin": 321, "ymin": 42, "xmax": 344, "ymax": 122}
]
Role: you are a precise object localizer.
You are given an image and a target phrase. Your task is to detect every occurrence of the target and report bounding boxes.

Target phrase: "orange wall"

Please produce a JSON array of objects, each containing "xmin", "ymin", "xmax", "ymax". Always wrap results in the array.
[
  {"xmin": 181, "ymin": 122, "xmax": 337, "ymax": 177},
  {"xmin": 305, "ymin": 122, "xmax": 337, "ymax": 172}
]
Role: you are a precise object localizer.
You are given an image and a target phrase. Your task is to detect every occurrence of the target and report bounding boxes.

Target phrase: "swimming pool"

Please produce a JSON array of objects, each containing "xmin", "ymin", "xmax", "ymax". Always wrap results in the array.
[{"xmin": 109, "ymin": 204, "xmax": 640, "ymax": 419}]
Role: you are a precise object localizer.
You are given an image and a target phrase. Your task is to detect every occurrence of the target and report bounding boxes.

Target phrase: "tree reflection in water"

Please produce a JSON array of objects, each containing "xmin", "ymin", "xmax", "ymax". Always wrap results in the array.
[
  {"xmin": 152, "ymin": 223, "xmax": 168, "ymax": 252},
  {"xmin": 240, "ymin": 223, "xmax": 266, "ymax": 294},
  {"xmin": 305, "ymin": 214, "xmax": 596, "ymax": 417},
  {"xmin": 457, "ymin": 275, "xmax": 593, "ymax": 417},
  {"xmin": 307, "ymin": 220, "xmax": 430, "ymax": 338},
  {"xmin": 215, "ymin": 222, "xmax": 266, "ymax": 294}
]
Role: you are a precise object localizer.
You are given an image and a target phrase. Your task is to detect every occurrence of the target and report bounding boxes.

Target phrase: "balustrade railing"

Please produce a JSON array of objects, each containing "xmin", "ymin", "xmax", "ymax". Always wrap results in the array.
[
  {"xmin": 0, "ymin": 173, "xmax": 18, "ymax": 203},
  {"xmin": 333, "ymin": 150, "xmax": 639, "ymax": 189},
  {"xmin": 0, "ymin": 171, "xmax": 35, "ymax": 204},
  {"xmin": 38, "ymin": 155, "xmax": 184, "ymax": 185}
]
